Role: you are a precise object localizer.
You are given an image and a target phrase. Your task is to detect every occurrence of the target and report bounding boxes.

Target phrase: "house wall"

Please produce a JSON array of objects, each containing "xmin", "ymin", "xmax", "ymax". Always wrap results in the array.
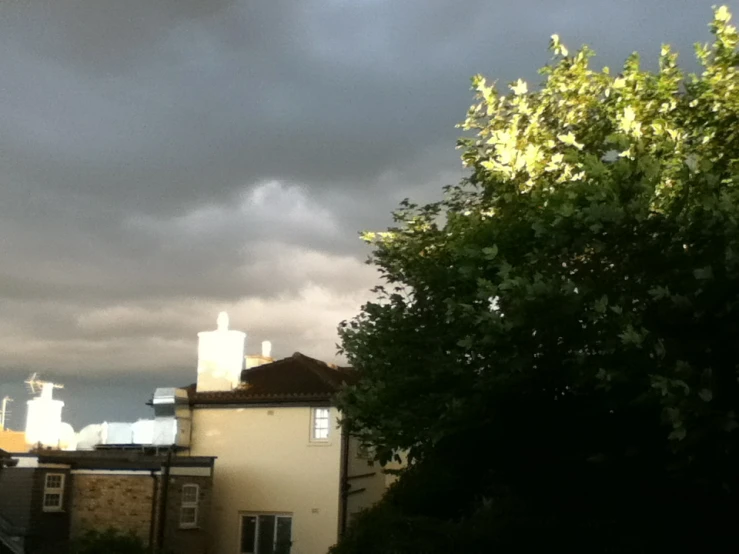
[
  {"xmin": 188, "ymin": 405, "xmax": 342, "ymax": 554},
  {"xmin": 0, "ymin": 468, "xmax": 34, "ymax": 531},
  {"xmin": 70, "ymin": 473, "xmax": 155, "ymax": 543},
  {"xmin": 344, "ymin": 438, "xmax": 388, "ymax": 524},
  {"xmin": 70, "ymin": 471, "xmax": 213, "ymax": 554},
  {"xmin": 0, "ymin": 431, "xmax": 27, "ymax": 453},
  {"xmin": 25, "ymin": 468, "xmax": 72, "ymax": 554},
  {"xmin": 0, "ymin": 465, "xmax": 72, "ymax": 554},
  {"xmin": 161, "ymin": 474, "xmax": 213, "ymax": 554}
]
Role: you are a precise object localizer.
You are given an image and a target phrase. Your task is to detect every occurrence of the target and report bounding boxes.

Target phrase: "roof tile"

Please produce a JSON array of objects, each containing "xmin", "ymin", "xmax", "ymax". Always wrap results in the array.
[{"xmin": 186, "ymin": 352, "xmax": 356, "ymax": 406}]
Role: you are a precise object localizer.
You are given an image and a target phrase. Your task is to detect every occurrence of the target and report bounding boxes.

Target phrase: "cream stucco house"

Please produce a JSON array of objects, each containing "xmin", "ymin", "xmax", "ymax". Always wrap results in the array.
[{"xmin": 182, "ymin": 313, "xmax": 390, "ymax": 554}]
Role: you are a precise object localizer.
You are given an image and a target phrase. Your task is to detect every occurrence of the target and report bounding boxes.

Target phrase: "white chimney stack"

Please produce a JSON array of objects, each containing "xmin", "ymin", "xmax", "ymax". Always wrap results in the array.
[
  {"xmin": 245, "ymin": 339, "xmax": 275, "ymax": 369},
  {"xmin": 196, "ymin": 312, "xmax": 246, "ymax": 392},
  {"xmin": 25, "ymin": 383, "xmax": 64, "ymax": 448}
]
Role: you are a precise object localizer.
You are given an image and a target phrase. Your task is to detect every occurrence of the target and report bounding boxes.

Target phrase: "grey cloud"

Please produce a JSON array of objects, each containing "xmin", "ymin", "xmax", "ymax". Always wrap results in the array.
[
  {"xmin": 0, "ymin": 0, "xmax": 729, "ymax": 425},
  {"xmin": 2, "ymin": 0, "xmax": 717, "ymax": 216}
]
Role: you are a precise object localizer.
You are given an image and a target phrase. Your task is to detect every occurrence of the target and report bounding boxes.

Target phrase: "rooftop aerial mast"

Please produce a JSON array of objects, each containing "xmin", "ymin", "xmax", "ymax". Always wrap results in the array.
[
  {"xmin": 0, "ymin": 396, "xmax": 12, "ymax": 430},
  {"xmin": 25, "ymin": 372, "xmax": 64, "ymax": 398}
]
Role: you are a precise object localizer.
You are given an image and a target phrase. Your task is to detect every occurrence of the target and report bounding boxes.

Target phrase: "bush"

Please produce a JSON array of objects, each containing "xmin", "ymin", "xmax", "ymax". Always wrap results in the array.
[
  {"xmin": 70, "ymin": 529, "xmax": 148, "ymax": 554},
  {"xmin": 333, "ymin": 442, "xmax": 739, "ymax": 553}
]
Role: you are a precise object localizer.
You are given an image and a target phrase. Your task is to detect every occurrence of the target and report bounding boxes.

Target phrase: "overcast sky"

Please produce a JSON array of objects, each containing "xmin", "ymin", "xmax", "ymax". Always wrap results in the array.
[{"xmin": 0, "ymin": 0, "xmax": 730, "ymax": 429}]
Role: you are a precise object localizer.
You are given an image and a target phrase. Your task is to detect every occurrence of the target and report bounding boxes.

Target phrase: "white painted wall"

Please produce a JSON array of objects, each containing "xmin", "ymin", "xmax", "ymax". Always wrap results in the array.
[
  {"xmin": 188, "ymin": 406, "xmax": 343, "ymax": 554},
  {"xmin": 345, "ymin": 437, "xmax": 388, "ymax": 522}
]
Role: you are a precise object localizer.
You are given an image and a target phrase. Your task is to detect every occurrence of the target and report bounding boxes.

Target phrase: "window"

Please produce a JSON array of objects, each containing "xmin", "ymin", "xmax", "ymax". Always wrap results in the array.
[
  {"xmin": 43, "ymin": 473, "xmax": 65, "ymax": 511},
  {"xmin": 311, "ymin": 408, "xmax": 330, "ymax": 441},
  {"xmin": 240, "ymin": 514, "xmax": 292, "ymax": 554},
  {"xmin": 180, "ymin": 484, "xmax": 199, "ymax": 528}
]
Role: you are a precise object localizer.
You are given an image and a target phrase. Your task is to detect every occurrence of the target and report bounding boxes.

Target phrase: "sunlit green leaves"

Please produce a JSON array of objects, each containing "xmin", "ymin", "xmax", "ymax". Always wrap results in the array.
[
  {"xmin": 550, "ymin": 34, "xmax": 569, "ymax": 57},
  {"xmin": 557, "ymin": 132, "xmax": 584, "ymax": 150},
  {"xmin": 510, "ymin": 79, "xmax": 528, "ymax": 96}
]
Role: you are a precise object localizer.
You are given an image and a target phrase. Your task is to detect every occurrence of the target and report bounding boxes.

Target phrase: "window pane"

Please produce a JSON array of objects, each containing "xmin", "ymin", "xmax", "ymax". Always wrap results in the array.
[
  {"xmin": 241, "ymin": 516, "xmax": 257, "ymax": 554},
  {"xmin": 257, "ymin": 515, "xmax": 275, "ymax": 554},
  {"xmin": 313, "ymin": 408, "xmax": 330, "ymax": 440},
  {"xmin": 275, "ymin": 517, "xmax": 292, "ymax": 554},
  {"xmin": 44, "ymin": 493, "xmax": 61, "ymax": 508},
  {"xmin": 182, "ymin": 485, "xmax": 199, "ymax": 504},
  {"xmin": 46, "ymin": 474, "xmax": 62, "ymax": 489},
  {"xmin": 180, "ymin": 506, "xmax": 197, "ymax": 526}
]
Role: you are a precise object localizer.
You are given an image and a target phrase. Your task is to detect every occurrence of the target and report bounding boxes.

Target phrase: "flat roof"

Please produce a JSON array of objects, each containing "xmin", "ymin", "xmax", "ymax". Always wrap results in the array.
[{"xmin": 31, "ymin": 450, "xmax": 216, "ymax": 471}]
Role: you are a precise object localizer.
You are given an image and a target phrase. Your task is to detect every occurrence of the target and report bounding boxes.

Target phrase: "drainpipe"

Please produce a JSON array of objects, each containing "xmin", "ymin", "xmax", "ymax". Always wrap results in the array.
[
  {"xmin": 339, "ymin": 424, "xmax": 351, "ymax": 537},
  {"xmin": 156, "ymin": 447, "xmax": 173, "ymax": 553},
  {"xmin": 148, "ymin": 470, "xmax": 159, "ymax": 552}
]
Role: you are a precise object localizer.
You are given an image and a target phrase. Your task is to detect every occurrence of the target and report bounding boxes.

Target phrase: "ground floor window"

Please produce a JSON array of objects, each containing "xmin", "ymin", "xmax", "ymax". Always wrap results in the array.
[{"xmin": 240, "ymin": 513, "xmax": 292, "ymax": 554}]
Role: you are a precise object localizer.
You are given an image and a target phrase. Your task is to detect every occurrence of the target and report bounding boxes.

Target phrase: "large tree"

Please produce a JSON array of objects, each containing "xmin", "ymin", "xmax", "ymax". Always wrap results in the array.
[{"xmin": 336, "ymin": 6, "xmax": 739, "ymax": 551}]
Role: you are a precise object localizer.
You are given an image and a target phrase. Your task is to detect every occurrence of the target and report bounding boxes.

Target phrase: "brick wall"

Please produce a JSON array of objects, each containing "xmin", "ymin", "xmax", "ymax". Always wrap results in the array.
[
  {"xmin": 69, "ymin": 471, "xmax": 213, "ymax": 554},
  {"xmin": 161, "ymin": 475, "xmax": 213, "ymax": 554},
  {"xmin": 70, "ymin": 474, "xmax": 156, "ymax": 543}
]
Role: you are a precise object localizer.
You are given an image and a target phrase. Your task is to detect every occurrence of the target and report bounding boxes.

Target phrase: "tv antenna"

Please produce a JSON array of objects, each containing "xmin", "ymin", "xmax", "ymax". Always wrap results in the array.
[{"xmin": 24, "ymin": 373, "xmax": 64, "ymax": 398}]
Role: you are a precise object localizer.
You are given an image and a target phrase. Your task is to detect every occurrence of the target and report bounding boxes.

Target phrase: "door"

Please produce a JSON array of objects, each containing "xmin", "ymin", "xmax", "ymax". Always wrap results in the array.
[{"xmin": 240, "ymin": 514, "xmax": 292, "ymax": 554}]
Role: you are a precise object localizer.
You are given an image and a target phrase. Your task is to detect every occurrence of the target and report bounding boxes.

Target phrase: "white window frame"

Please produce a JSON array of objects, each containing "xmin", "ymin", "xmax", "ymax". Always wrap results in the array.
[
  {"xmin": 43, "ymin": 473, "xmax": 65, "ymax": 512},
  {"xmin": 310, "ymin": 407, "xmax": 331, "ymax": 442},
  {"xmin": 239, "ymin": 513, "xmax": 292, "ymax": 554},
  {"xmin": 179, "ymin": 484, "xmax": 199, "ymax": 528}
]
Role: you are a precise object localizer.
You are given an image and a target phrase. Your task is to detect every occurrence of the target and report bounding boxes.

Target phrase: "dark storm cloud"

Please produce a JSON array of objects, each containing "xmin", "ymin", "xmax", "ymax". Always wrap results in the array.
[
  {"xmin": 0, "ymin": 0, "xmax": 732, "ymax": 424},
  {"xmin": 1, "ymin": 0, "xmax": 718, "ymax": 215}
]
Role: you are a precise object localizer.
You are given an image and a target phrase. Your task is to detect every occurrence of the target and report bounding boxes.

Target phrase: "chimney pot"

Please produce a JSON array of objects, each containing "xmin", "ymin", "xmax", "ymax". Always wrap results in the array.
[{"xmin": 262, "ymin": 340, "xmax": 272, "ymax": 358}]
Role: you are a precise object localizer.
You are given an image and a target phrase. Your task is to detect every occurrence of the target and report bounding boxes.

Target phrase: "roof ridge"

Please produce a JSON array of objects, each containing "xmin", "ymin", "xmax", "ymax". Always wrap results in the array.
[
  {"xmin": 185, "ymin": 352, "xmax": 356, "ymax": 407},
  {"xmin": 293, "ymin": 351, "xmax": 340, "ymax": 368},
  {"xmin": 294, "ymin": 354, "xmax": 346, "ymax": 391},
  {"xmin": 242, "ymin": 352, "xmax": 304, "ymax": 374}
]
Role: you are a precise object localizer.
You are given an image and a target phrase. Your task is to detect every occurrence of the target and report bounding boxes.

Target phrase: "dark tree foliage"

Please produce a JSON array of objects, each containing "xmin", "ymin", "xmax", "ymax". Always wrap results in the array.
[
  {"xmin": 69, "ymin": 529, "xmax": 148, "ymax": 554},
  {"xmin": 334, "ymin": 7, "xmax": 739, "ymax": 552}
]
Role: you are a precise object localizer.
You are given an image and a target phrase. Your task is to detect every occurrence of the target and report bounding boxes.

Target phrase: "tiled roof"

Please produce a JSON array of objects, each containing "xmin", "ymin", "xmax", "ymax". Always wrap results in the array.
[{"xmin": 185, "ymin": 352, "xmax": 356, "ymax": 406}]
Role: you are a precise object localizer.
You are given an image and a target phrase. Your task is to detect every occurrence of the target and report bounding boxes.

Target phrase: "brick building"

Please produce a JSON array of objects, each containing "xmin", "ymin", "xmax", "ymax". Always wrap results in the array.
[{"xmin": 0, "ymin": 449, "xmax": 215, "ymax": 554}]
